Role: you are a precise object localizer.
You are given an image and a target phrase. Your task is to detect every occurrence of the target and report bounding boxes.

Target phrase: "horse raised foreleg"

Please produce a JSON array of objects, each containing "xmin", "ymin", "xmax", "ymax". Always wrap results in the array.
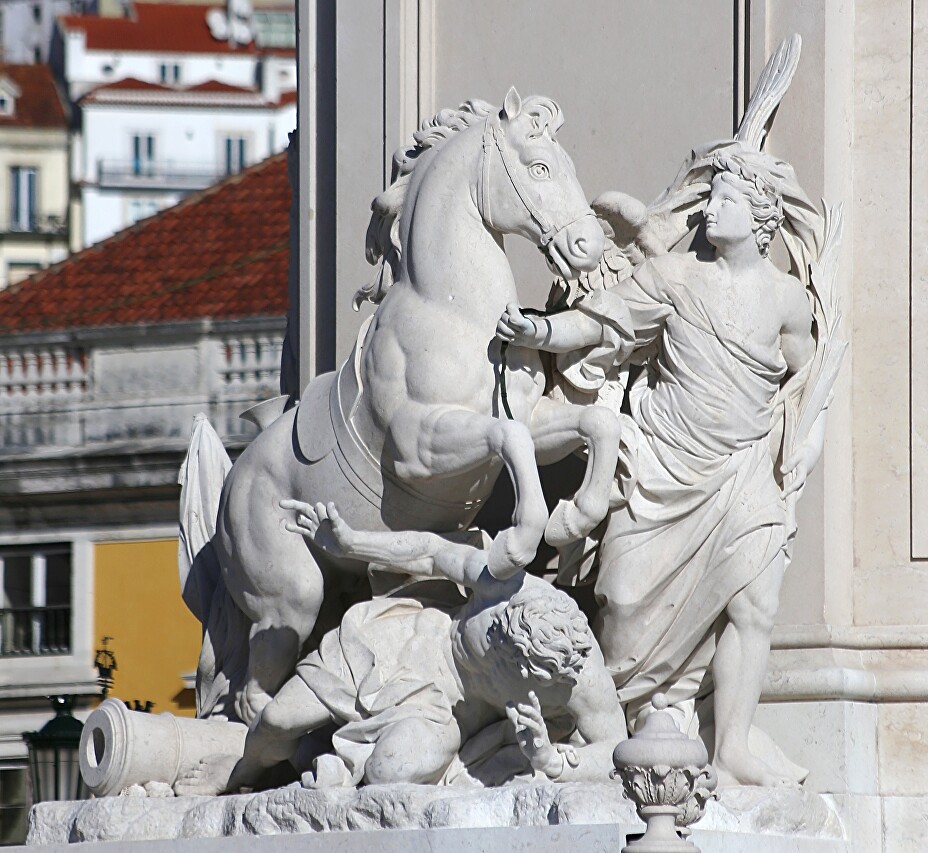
[
  {"xmin": 530, "ymin": 397, "xmax": 622, "ymax": 548},
  {"xmin": 392, "ymin": 406, "xmax": 548, "ymax": 578}
]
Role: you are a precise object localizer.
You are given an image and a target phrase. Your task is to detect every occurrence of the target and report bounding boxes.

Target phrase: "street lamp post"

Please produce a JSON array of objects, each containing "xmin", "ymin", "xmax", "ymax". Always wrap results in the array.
[{"xmin": 24, "ymin": 696, "xmax": 87, "ymax": 803}]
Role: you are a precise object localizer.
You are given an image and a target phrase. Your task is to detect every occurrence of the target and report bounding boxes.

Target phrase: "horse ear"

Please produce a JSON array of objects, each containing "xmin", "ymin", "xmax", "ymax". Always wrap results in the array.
[{"xmin": 502, "ymin": 86, "xmax": 522, "ymax": 122}]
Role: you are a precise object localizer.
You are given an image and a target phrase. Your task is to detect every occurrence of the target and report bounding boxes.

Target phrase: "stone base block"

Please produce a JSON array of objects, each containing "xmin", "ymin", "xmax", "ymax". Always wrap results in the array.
[
  {"xmin": 18, "ymin": 782, "xmax": 862, "ymax": 851},
  {"xmin": 11, "ymin": 822, "xmax": 847, "ymax": 853},
  {"xmin": 754, "ymin": 700, "xmax": 880, "ymax": 795}
]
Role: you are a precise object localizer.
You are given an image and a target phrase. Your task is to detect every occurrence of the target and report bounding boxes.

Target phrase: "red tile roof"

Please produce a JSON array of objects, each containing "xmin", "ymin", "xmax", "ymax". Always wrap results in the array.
[
  {"xmin": 186, "ymin": 79, "xmax": 254, "ymax": 94},
  {"xmin": 80, "ymin": 78, "xmax": 296, "ymax": 108},
  {"xmin": 82, "ymin": 77, "xmax": 258, "ymax": 97},
  {"xmin": 0, "ymin": 154, "xmax": 290, "ymax": 333},
  {"xmin": 88, "ymin": 76, "xmax": 169, "ymax": 92},
  {"xmin": 59, "ymin": 3, "xmax": 295, "ymax": 56},
  {"xmin": 0, "ymin": 64, "xmax": 68, "ymax": 129}
]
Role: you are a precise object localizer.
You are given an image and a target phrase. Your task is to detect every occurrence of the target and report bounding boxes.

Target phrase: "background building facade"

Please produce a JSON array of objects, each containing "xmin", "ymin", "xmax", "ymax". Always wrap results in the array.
[
  {"xmin": 0, "ymin": 63, "xmax": 69, "ymax": 290},
  {"xmin": 0, "ymin": 152, "xmax": 289, "ymax": 843},
  {"xmin": 55, "ymin": 1, "xmax": 296, "ymax": 247}
]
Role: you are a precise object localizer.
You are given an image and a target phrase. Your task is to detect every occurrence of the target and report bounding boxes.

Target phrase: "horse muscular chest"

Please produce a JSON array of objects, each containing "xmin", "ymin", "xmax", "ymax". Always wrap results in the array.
[{"xmin": 363, "ymin": 292, "xmax": 542, "ymax": 422}]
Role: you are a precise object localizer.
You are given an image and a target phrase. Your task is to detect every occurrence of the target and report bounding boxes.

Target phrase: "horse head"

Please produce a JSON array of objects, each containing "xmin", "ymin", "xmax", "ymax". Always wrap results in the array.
[{"xmin": 478, "ymin": 87, "xmax": 604, "ymax": 279}]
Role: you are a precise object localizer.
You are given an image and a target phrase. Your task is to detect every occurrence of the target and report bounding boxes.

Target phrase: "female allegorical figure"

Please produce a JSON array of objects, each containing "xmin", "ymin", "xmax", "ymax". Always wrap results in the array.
[{"xmin": 499, "ymin": 148, "xmax": 829, "ymax": 787}]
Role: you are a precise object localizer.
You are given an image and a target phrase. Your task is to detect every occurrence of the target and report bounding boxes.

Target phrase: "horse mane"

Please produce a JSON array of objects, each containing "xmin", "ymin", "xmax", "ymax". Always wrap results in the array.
[{"xmin": 354, "ymin": 100, "xmax": 493, "ymax": 309}]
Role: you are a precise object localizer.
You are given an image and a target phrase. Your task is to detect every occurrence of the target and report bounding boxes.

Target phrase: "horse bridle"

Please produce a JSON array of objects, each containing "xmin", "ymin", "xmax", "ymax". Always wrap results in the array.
[
  {"xmin": 477, "ymin": 112, "xmax": 591, "ymax": 252},
  {"xmin": 477, "ymin": 111, "xmax": 592, "ymax": 422}
]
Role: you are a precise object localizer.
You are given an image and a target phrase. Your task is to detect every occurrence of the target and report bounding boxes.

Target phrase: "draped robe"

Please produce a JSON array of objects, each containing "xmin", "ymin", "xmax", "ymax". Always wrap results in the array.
[{"xmin": 592, "ymin": 252, "xmax": 789, "ymax": 709}]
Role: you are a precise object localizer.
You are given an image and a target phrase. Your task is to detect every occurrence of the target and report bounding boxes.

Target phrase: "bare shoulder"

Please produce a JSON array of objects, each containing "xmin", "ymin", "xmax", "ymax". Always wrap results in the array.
[
  {"xmin": 568, "ymin": 647, "xmax": 623, "ymax": 738},
  {"xmin": 570, "ymin": 644, "xmax": 620, "ymax": 714},
  {"xmin": 773, "ymin": 267, "xmax": 812, "ymax": 331}
]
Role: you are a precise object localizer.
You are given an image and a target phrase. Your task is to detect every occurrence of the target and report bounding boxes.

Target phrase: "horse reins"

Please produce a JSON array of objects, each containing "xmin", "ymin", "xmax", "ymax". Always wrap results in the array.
[
  {"xmin": 497, "ymin": 293, "xmax": 570, "ymax": 421},
  {"xmin": 477, "ymin": 111, "xmax": 579, "ymax": 420}
]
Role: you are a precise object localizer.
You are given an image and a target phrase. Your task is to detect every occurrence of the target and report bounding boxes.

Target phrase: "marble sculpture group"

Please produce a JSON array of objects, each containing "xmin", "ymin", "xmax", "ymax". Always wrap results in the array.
[{"xmin": 82, "ymin": 34, "xmax": 847, "ymax": 806}]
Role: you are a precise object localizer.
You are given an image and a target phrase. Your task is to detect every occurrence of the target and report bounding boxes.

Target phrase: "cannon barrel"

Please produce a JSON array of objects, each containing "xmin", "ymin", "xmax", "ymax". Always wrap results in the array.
[{"xmin": 79, "ymin": 698, "xmax": 247, "ymax": 797}]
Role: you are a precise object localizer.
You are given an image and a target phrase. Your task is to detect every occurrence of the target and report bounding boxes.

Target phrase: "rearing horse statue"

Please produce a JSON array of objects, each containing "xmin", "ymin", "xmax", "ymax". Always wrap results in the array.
[{"xmin": 191, "ymin": 88, "xmax": 620, "ymax": 722}]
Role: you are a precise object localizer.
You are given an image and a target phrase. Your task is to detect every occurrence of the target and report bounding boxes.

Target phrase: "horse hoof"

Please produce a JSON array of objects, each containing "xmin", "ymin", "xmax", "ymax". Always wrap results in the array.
[
  {"xmin": 235, "ymin": 684, "xmax": 272, "ymax": 726},
  {"xmin": 544, "ymin": 499, "xmax": 587, "ymax": 548},
  {"xmin": 487, "ymin": 528, "xmax": 539, "ymax": 578}
]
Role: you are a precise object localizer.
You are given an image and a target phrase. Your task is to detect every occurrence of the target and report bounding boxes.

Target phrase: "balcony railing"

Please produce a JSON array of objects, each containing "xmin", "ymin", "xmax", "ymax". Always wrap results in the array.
[
  {"xmin": 96, "ymin": 159, "xmax": 227, "ymax": 190},
  {"xmin": 3, "ymin": 214, "xmax": 68, "ymax": 236},
  {"xmin": 0, "ymin": 329, "xmax": 284, "ymax": 452},
  {"xmin": 0, "ymin": 346, "xmax": 88, "ymax": 397},
  {"xmin": 0, "ymin": 606, "xmax": 71, "ymax": 656}
]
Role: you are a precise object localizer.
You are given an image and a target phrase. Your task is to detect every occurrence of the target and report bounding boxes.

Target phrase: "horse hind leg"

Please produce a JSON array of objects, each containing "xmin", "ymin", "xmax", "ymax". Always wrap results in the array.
[
  {"xmin": 231, "ymin": 543, "xmax": 325, "ymax": 724},
  {"xmin": 213, "ymin": 420, "xmax": 327, "ymax": 725},
  {"xmin": 530, "ymin": 397, "xmax": 622, "ymax": 548}
]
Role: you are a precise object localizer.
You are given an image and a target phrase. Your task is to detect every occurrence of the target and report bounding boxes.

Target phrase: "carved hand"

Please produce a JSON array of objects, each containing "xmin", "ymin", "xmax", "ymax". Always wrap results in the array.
[
  {"xmin": 279, "ymin": 499, "xmax": 355, "ymax": 556},
  {"xmin": 506, "ymin": 691, "xmax": 563, "ymax": 778},
  {"xmin": 496, "ymin": 302, "xmax": 543, "ymax": 348},
  {"xmin": 780, "ymin": 438, "xmax": 822, "ymax": 498}
]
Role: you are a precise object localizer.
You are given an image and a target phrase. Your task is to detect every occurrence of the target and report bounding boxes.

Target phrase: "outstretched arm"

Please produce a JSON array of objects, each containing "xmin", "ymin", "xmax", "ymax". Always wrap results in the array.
[
  {"xmin": 279, "ymin": 500, "xmax": 488, "ymax": 588},
  {"xmin": 496, "ymin": 302, "xmax": 604, "ymax": 352}
]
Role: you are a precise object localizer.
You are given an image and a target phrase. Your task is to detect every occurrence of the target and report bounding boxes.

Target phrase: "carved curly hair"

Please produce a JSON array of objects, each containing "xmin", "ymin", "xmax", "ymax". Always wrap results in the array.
[
  {"xmin": 709, "ymin": 151, "xmax": 784, "ymax": 257},
  {"xmin": 486, "ymin": 583, "xmax": 593, "ymax": 683}
]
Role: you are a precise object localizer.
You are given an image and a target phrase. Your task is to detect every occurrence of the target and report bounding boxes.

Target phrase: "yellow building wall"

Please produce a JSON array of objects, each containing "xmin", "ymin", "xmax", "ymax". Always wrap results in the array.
[{"xmin": 93, "ymin": 539, "xmax": 200, "ymax": 716}]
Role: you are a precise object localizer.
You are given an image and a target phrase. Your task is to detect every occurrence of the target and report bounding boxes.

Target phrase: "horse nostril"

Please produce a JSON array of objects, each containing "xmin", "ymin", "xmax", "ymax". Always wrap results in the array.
[{"xmin": 572, "ymin": 236, "xmax": 588, "ymax": 257}]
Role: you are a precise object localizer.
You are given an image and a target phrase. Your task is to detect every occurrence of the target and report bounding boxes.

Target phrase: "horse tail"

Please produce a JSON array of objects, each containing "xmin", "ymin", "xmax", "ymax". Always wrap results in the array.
[
  {"xmin": 178, "ymin": 414, "xmax": 230, "ymax": 622},
  {"xmin": 178, "ymin": 414, "xmax": 250, "ymax": 720}
]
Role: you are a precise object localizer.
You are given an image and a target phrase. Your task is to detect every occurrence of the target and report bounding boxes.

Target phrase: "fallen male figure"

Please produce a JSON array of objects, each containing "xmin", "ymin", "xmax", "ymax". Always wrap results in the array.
[{"xmin": 174, "ymin": 501, "xmax": 625, "ymax": 795}]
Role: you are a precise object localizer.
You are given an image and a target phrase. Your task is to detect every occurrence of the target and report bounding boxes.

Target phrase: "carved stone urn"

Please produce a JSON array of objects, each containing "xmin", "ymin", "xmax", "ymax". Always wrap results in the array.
[{"xmin": 611, "ymin": 693, "xmax": 718, "ymax": 853}]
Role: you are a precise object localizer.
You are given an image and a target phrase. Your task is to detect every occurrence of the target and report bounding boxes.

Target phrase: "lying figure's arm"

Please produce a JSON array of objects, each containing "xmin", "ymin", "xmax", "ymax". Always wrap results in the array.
[{"xmin": 279, "ymin": 500, "xmax": 490, "ymax": 589}]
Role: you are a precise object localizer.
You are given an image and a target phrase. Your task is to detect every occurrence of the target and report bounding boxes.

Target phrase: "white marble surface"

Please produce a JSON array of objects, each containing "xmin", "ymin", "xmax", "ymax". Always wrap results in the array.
[{"xmin": 27, "ymin": 783, "xmax": 843, "ymax": 846}]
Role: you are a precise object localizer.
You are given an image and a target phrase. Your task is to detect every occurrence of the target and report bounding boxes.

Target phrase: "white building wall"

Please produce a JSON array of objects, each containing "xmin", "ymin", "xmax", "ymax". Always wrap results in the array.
[
  {"xmin": 81, "ymin": 102, "xmax": 294, "ymax": 181},
  {"xmin": 0, "ymin": 126, "xmax": 69, "ymax": 288},
  {"xmin": 79, "ymin": 101, "xmax": 294, "ymax": 245},
  {"xmin": 0, "ymin": 0, "xmax": 73, "ymax": 64},
  {"xmin": 81, "ymin": 186, "xmax": 129, "ymax": 247},
  {"xmin": 62, "ymin": 26, "xmax": 295, "ymax": 99},
  {"xmin": 81, "ymin": 185, "xmax": 179, "ymax": 247}
]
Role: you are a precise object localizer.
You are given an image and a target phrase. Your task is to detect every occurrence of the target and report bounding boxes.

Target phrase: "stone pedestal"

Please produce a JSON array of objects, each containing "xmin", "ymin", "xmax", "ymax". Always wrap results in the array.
[{"xmin": 17, "ymin": 782, "xmax": 884, "ymax": 852}]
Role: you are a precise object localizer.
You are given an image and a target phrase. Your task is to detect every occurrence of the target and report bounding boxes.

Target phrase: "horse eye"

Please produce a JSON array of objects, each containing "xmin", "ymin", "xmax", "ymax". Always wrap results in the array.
[{"xmin": 529, "ymin": 163, "xmax": 550, "ymax": 180}]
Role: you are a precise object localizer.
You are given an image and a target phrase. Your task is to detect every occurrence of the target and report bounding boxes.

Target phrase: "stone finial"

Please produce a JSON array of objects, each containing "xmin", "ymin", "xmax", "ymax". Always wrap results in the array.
[{"xmin": 611, "ymin": 694, "xmax": 719, "ymax": 852}]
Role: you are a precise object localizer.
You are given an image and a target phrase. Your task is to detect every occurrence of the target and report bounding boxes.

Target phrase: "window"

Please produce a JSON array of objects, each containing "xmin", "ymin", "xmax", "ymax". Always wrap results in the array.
[
  {"xmin": 32, "ymin": 4, "xmax": 41, "ymax": 23},
  {"xmin": 9, "ymin": 167, "xmax": 36, "ymax": 232},
  {"xmin": 158, "ymin": 62, "xmax": 181, "ymax": 85},
  {"xmin": 131, "ymin": 134, "xmax": 155, "ymax": 177},
  {"xmin": 0, "ymin": 766, "xmax": 28, "ymax": 845},
  {"xmin": 0, "ymin": 544, "xmax": 71, "ymax": 656},
  {"xmin": 224, "ymin": 136, "xmax": 247, "ymax": 175},
  {"xmin": 7, "ymin": 261, "xmax": 41, "ymax": 287},
  {"xmin": 127, "ymin": 197, "xmax": 159, "ymax": 225},
  {"xmin": 252, "ymin": 10, "xmax": 295, "ymax": 48}
]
